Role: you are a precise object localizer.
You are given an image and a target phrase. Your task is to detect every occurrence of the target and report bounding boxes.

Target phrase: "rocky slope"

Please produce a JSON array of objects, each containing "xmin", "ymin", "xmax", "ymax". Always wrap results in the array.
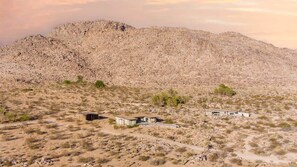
[{"xmin": 1, "ymin": 20, "xmax": 297, "ymax": 87}]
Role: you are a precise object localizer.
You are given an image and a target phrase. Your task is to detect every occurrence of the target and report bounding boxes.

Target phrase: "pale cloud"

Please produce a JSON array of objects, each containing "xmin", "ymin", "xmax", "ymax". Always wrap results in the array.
[
  {"xmin": 146, "ymin": 0, "xmax": 190, "ymax": 5},
  {"xmin": 146, "ymin": 0, "xmax": 240, "ymax": 5},
  {"xmin": 227, "ymin": 7, "xmax": 297, "ymax": 17},
  {"xmin": 205, "ymin": 19, "xmax": 246, "ymax": 26},
  {"xmin": 200, "ymin": 0, "xmax": 239, "ymax": 4},
  {"xmin": 43, "ymin": 0, "xmax": 99, "ymax": 5}
]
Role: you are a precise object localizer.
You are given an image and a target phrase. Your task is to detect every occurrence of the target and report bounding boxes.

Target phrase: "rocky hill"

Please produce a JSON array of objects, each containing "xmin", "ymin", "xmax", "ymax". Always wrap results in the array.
[{"xmin": 1, "ymin": 20, "xmax": 297, "ymax": 87}]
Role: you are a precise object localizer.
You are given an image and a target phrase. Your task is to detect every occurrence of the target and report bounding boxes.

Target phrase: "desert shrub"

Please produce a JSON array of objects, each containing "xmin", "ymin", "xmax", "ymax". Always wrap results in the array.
[
  {"xmin": 269, "ymin": 138, "xmax": 281, "ymax": 150},
  {"xmin": 19, "ymin": 114, "xmax": 30, "ymax": 121},
  {"xmin": 45, "ymin": 124, "xmax": 58, "ymax": 129},
  {"xmin": 152, "ymin": 132, "xmax": 160, "ymax": 137},
  {"xmin": 172, "ymin": 159, "xmax": 181, "ymax": 164},
  {"xmin": 258, "ymin": 115, "xmax": 268, "ymax": 120},
  {"xmin": 289, "ymin": 148, "xmax": 297, "ymax": 153},
  {"xmin": 5, "ymin": 112, "xmax": 17, "ymax": 122},
  {"xmin": 249, "ymin": 142, "xmax": 258, "ymax": 148},
  {"xmin": 208, "ymin": 153, "xmax": 219, "ymax": 162},
  {"xmin": 26, "ymin": 137, "xmax": 42, "ymax": 149},
  {"xmin": 278, "ymin": 122, "xmax": 291, "ymax": 129},
  {"xmin": 97, "ymin": 158, "xmax": 110, "ymax": 164},
  {"xmin": 214, "ymin": 84, "xmax": 236, "ymax": 97},
  {"xmin": 275, "ymin": 149, "xmax": 287, "ymax": 155},
  {"xmin": 24, "ymin": 128, "xmax": 45, "ymax": 134},
  {"xmin": 175, "ymin": 147, "xmax": 187, "ymax": 153},
  {"xmin": 81, "ymin": 140, "xmax": 95, "ymax": 151},
  {"xmin": 95, "ymin": 80, "xmax": 106, "ymax": 89},
  {"xmin": 78, "ymin": 157, "xmax": 95, "ymax": 163},
  {"xmin": 163, "ymin": 119, "xmax": 175, "ymax": 124},
  {"xmin": 150, "ymin": 159, "xmax": 166, "ymax": 166},
  {"xmin": 127, "ymin": 124, "xmax": 139, "ymax": 128},
  {"xmin": 230, "ymin": 158, "xmax": 242, "ymax": 165},
  {"xmin": 139, "ymin": 156, "xmax": 150, "ymax": 161},
  {"xmin": 108, "ymin": 118, "xmax": 115, "ymax": 124},
  {"xmin": 155, "ymin": 152, "xmax": 166, "ymax": 157},
  {"xmin": 152, "ymin": 89, "xmax": 187, "ymax": 107},
  {"xmin": 156, "ymin": 146, "xmax": 164, "ymax": 151},
  {"xmin": 63, "ymin": 80, "xmax": 72, "ymax": 85},
  {"xmin": 61, "ymin": 142, "xmax": 72, "ymax": 148},
  {"xmin": 224, "ymin": 147, "xmax": 234, "ymax": 153},
  {"xmin": 1, "ymin": 135, "xmax": 16, "ymax": 141},
  {"xmin": 0, "ymin": 107, "xmax": 5, "ymax": 114},
  {"xmin": 76, "ymin": 75, "xmax": 84, "ymax": 83}
]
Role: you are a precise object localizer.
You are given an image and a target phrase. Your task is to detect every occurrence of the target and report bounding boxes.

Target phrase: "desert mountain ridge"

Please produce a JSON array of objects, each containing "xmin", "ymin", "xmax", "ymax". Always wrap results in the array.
[{"xmin": 1, "ymin": 20, "xmax": 297, "ymax": 88}]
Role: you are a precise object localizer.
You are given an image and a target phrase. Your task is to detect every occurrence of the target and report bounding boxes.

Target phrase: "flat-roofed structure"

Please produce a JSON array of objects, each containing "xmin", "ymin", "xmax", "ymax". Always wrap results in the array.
[
  {"xmin": 115, "ymin": 115, "xmax": 158, "ymax": 126},
  {"xmin": 115, "ymin": 116, "xmax": 137, "ymax": 126},
  {"xmin": 205, "ymin": 110, "xmax": 251, "ymax": 118}
]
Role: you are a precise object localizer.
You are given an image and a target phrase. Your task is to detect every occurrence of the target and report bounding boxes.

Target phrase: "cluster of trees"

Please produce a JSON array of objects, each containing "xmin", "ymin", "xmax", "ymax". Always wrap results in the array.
[
  {"xmin": 64, "ymin": 76, "xmax": 106, "ymax": 89},
  {"xmin": 214, "ymin": 84, "xmax": 236, "ymax": 97},
  {"xmin": 152, "ymin": 89, "xmax": 187, "ymax": 107}
]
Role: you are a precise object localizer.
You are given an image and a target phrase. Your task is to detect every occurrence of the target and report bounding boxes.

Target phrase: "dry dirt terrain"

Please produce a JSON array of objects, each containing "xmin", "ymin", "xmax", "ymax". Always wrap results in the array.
[
  {"xmin": 1, "ymin": 20, "xmax": 297, "ymax": 167},
  {"xmin": 0, "ymin": 82, "xmax": 297, "ymax": 167}
]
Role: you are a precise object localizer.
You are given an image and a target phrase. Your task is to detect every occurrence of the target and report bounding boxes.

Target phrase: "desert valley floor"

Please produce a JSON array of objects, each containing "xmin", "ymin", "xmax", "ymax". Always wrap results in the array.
[{"xmin": 0, "ymin": 81, "xmax": 297, "ymax": 167}]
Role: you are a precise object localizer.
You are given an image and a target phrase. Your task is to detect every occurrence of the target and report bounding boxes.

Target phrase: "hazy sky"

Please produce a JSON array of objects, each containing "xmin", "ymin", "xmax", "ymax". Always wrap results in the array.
[{"xmin": 1, "ymin": 0, "xmax": 297, "ymax": 48}]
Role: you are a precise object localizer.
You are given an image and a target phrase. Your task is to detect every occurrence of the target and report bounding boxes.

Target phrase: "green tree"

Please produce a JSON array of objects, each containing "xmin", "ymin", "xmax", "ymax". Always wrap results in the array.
[
  {"xmin": 214, "ymin": 84, "xmax": 236, "ymax": 97},
  {"xmin": 152, "ymin": 89, "xmax": 186, "ymax": 107}
]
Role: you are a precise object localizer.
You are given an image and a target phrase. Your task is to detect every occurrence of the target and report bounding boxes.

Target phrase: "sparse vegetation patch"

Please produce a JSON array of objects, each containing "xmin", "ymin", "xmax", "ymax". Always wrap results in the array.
[{"xmin": 214, "ymin": 84, "xmax": 236, "ymax": 97}]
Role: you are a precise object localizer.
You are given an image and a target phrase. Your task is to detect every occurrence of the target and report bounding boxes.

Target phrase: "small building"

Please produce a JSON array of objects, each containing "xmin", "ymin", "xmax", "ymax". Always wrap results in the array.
[
  {"xmin": 206, "ymin": 110, "xmax": 250, "ymax": 118},
  {"xmin": 115, "ymin": 116, "xmax": 137, "ymax": 126},
  {"xmin": 235, "ymin": 112, "xmax": 251, "ymax": 117},
  {"xmin": 82, "ymin": 112, "xmax": 100, "ymax": 121},
  {"xmin": 205, "ymin": 110, "xmax": 228, "ymax": 116},
  {"xmin": 138, "ymin": 116, "xmax": 158, "ymax": 123},
  {"xmin": 115, "ymin": 115, "xmax": 158, "ymax": 126}
]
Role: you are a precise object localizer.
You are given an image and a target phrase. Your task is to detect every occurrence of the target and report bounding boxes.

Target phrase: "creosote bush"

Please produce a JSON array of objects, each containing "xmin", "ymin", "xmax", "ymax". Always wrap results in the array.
[
  {"xmin": 150, "ymin": 159, "xmax": 166, "ymax": 166},
  {"xmin": 214, "ymin": 84, "xmax": 236, "ymax": 97},
  {"xmin": 95, "ymin": 80, "xmax": 106, "ymax": 89},
  {"xmin": 139, "ymin": 156, "xmax": 150, "ymax": 161},
  {"xmin": 63, "ymin": 80, "xmax": 72, "ymax": 85},
  {"xmin": 152, "ymin": 89, "xmax": 187, "ymax": 107}
]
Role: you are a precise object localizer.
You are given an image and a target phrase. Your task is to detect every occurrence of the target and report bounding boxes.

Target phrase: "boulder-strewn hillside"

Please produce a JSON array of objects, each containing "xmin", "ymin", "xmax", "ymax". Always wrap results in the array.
[{"xmin": 1, "ymin": 20, "xmax": 297, "ymax": 87}]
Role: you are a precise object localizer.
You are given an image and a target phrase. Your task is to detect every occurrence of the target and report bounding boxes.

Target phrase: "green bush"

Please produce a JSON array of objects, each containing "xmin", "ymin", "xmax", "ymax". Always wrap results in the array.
[
  {"xmin": 63, "ymin": 80, "xmax": 72, "ymax": 84},
  {"xmin": 152, "ymin": 89, "xmax": 186, "ymax": 107},
  {"xmin": 19, "ymin": 114, "xmax": 30, "ymax": 122},
  {"xmin": 6, "ymin": 112, "xmax": 17, "ymax": 122},
  {"xmin": 214, "ymin": 84, "xmax": 236, "ymax": 97},
  {"xmin": 95, "ymin": 80, "xmax": 106, "ymax": 88}
]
